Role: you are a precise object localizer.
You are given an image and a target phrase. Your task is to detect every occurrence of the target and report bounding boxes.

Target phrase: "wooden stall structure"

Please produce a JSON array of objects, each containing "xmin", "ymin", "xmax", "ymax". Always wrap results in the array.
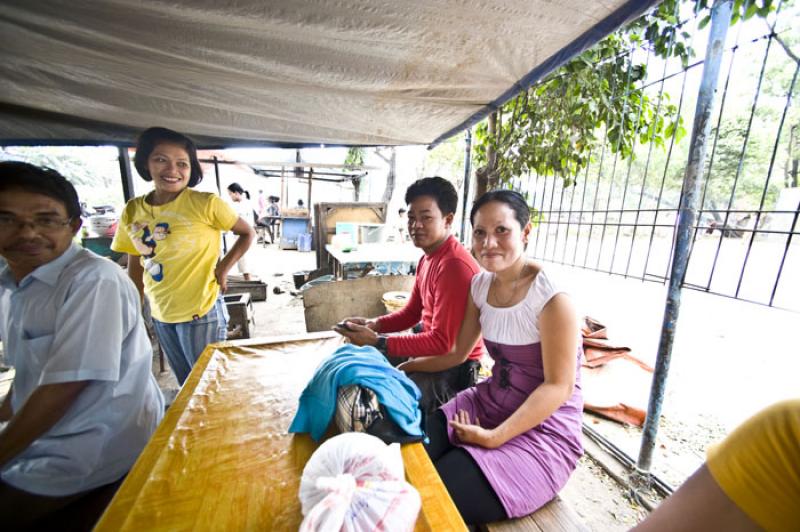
[
  {"xmin": 313, "ymin": 202, "xmax": 387, "ymax": 270},
  {"xmin": 303, "ymin": 275, "xmax": 415, "ymax": 332}
]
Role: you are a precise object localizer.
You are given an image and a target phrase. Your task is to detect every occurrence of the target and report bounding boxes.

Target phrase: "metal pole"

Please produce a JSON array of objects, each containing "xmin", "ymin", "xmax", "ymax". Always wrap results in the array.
[
  {"xmin": 213, "ymin": 156, "xmax": 227, "ymax": 254},
  {"xmin": 636, "ymin": 0, "xmax": 733, "ymax": 473},
  {"xmin": 460, "ymin": 129, "xmax": 473, "ymax": 244},
  {"xmin": 118, "ymin": 146, "xmax": 135, "ymax": 202}
]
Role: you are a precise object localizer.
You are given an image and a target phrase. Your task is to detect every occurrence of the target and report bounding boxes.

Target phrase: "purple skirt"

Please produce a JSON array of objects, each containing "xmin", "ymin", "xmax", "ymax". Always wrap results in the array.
[{"xmin": 440, "ymin": 340, "xmax": 583, "ymax": 518}]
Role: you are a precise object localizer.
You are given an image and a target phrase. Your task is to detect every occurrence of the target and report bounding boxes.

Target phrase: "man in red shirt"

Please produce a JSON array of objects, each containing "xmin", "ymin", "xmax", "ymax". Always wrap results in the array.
[{"xmin": 336, "ymin": 176, "xmax": 483, "ymax": 417}]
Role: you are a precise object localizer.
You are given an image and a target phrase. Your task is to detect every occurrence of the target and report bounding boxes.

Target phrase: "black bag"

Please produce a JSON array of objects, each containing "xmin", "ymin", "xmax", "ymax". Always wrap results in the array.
[{"xmin": 335, "ymin": 385, "xmax": 423, "ymax": 444}]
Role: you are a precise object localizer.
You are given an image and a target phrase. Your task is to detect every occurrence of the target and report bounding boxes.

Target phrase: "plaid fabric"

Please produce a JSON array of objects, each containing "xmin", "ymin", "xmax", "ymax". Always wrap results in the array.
[{"xmin": 335, "ymin": 385, "xmax": 384, "ymax": 433}]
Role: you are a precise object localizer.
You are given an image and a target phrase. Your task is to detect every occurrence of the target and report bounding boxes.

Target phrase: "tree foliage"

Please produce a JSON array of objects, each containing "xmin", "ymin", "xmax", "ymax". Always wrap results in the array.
[{"xmin": 473, "ymin": 0, "xmax": 776, "ymax": 194}]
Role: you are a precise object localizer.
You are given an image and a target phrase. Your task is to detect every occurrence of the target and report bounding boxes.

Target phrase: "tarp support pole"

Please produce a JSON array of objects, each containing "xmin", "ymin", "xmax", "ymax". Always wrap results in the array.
[
  {"xmin": 307, "ymin": 168, "xmax": 313, "ymax": 232},
  {"xmin": 214, "ymin": 155, "xmax": 227, "ymax": 254},
  {"xmin": 460, "ymin": 129, "xmax": 473, "ymax": 243},
  {"xmin": 636, "ymin": 0, "xmax": 733, "ymax": 474},
  {"xmin": 118, "ymin": 146, "xmax": 135, "ymax": 202}
]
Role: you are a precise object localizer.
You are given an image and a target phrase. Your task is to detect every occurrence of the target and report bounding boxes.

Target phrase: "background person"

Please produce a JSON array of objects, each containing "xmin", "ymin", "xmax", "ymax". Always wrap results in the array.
[
  {"xmin": 392, "ymin": 207, "xmax": 410, "ymax": 243},
  {"xmin": 334, "ymin": 176, "xmax": 483, "ymax": 418},
  {"xmin": 226, "ymin": 182, "xmax": 255, "ymax": 281},
  {"xmin": 0, "ymin": 161, "xmax": 164, "ymax": 529},
  {"xmin": 111, "ymin": 127, "xmax": 255, "ymax": 385},
  {"xmin": 399, "ymin": 190, "xmax": 583, "ymax": 525},
  {"xmin": 259, "ymin": 195, "xmax": 281, "ymax": 244}
]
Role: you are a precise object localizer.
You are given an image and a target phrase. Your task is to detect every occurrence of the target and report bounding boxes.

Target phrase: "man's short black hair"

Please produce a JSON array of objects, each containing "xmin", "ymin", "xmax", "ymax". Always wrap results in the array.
[
  {"xmin": 404, "ymin": 176, "xmax": 458, "ymax": 216},
  {"xmin": 133, "ymin": 126, "xmax": 204, "ymax": 187},
  {"xmin": 0, "ymin": 161, "xmax": 82, "ymax": 220}
]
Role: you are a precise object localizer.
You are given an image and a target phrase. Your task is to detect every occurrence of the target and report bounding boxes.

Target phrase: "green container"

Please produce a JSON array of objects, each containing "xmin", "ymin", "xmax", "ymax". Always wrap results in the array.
[{"xmin": 82, "ymin": 237, "xmax": 123, "ymax": 262}]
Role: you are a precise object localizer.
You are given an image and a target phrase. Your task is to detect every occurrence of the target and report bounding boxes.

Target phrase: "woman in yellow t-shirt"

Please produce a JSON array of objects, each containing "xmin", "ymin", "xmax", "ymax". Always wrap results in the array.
[
  {"xmin": 634, "ymin": 399, "xmax": 800, "ymax": 531},
  {"xmin": 112, "ymin": 127, "xmax": 255, "ymax": 385}
]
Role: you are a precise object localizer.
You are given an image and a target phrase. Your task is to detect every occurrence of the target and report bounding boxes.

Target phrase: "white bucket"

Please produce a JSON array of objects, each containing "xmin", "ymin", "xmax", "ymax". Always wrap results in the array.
[{"xmin": 382, "ymin": 291, "xmax": 410, "ymax": 314}]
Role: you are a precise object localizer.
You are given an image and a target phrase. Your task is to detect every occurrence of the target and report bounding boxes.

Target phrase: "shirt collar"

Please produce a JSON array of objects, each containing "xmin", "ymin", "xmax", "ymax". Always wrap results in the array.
[
  {"xmin": 0, "ymin": 242, "xmax": 81, "ymax": 289},
  {"xmin": 426, "ymin": 234, "xmax": 454, "ymax": 258}
]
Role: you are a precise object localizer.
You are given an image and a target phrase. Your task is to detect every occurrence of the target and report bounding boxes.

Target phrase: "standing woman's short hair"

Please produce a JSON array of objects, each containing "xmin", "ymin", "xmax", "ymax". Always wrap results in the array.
[{"xmin": 133, "ymin": 127, "xmax": 204, "ymax": 187}]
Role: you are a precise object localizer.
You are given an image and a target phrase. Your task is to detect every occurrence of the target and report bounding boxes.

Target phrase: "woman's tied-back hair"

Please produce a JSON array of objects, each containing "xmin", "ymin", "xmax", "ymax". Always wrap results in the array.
[
  {"xmin": 404, "ymin": 176, "xmax": 458, "ymax": 215},
  {"xmin": 227, "ymin": 182, "xmax": 250, "ymax": 200},
  {"xmin": 0, "ymin": 161, "xmax": 82, "ymax": 220},
  {"xmin": 134, "ymin": 127, "xmax": 204, "ymax": 187},
  {"xmin": 470, "ymin": 189, "xmax": 530, "ymax": 229}
]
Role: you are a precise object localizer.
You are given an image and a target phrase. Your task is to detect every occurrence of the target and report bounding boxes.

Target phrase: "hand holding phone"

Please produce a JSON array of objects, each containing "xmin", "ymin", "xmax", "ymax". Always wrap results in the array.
[{"xmin": 335, "ymin": 320, "xmax": 354, "ymax": 332}]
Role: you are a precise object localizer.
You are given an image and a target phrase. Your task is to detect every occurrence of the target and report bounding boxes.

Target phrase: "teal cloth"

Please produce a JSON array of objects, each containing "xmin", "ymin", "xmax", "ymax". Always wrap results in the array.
[{"xmin": 289, "ymin": 344, "xmax": 423, "ymax": 441}]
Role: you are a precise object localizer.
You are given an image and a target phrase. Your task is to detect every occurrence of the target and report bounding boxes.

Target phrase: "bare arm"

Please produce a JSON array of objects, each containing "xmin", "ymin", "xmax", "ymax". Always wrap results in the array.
[
  {"xmin": 397, "ymin": 292, "xmax": 481, "ymax": 373},
  {"xmin": 215, "ymin": 217, "xmax": 256, "ymax": 293},
  {"xmin": 0, "ymin": 381, "xmax": 89, "ymax": 468},
  {"xmin": 127, "ymin": 253, "xmax": 145, "ymax": 304},
  {"xmin": 632, "ymin": 465, "xmax": 759, "ymax": 531},
  {"xmin": 451, "ymin": 293, "xmax": 578, "ymax": 449}
]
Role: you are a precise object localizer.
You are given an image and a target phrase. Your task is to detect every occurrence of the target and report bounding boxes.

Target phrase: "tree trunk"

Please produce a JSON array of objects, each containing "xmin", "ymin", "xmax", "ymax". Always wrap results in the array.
[
  {"xmin": 375, "ymin": 147, "xmax": 397, "ymax": 206},
  {"xmin": 474, "ymin": 111, "xmax": 498, "ymax": 200},
  {"xmin": 381, "ymin": 148, "xmax": 396, "ymax": 204},
  {"xmin": 352, "ymin": 177, "xmax": 361, "ymax": 201}
]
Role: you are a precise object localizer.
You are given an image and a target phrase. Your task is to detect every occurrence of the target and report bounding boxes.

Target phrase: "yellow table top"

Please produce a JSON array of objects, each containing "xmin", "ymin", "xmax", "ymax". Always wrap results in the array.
[{"xmin": 95, "ymin": 332, "xmax": 466, "ymax": 531}]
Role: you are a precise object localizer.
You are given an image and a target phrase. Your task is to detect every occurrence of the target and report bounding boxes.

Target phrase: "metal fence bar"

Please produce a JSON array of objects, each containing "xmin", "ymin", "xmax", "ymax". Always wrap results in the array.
[
  {"xmin": 522, "ymin": 4, "xmax": 797, "ymax": 313},
  {"xmin": 704, "ymin": 30, "xmax": 772, "ymax": 296},
  {"xmin": 542, "ymin": 172, "xmax": 558, "ymax": 257},
  {"xmin": 736, "ymin": 49, "xmax": 799, "ymax": 299},
  {"xmin": 572, "ymin": 154, "xmax": 594, "ymax": 264},
  {"xmin": 695, "ymin": 24, "xmax": 741, "ymax": 292},
  {"xmin": 771, "ymin": 199, "xmax": 800, "ymax": 306},
  {"xmin": 551, "ymin": 177, "xmax": 568, "ymax": 260},
  {"xmin": 584, "ymin": 133, "xmax": 610, "ymax": 267},
  {"xmin": 611, "ymin": 49, "xmax": 653, "ymax": 272},
  {"xmin": 732, "ymin": 38, "xmax": 775, "ymax": 298}
]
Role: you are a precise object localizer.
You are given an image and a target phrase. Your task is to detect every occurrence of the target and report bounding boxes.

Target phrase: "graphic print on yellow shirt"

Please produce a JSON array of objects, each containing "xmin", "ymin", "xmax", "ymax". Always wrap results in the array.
[
  {"xmin": 129, "ymin": 221, "xmax": 170, "ymax": 281},
  {"xmin": 111, "ymin": 189, "xmax": 238, "ymax": 323}
]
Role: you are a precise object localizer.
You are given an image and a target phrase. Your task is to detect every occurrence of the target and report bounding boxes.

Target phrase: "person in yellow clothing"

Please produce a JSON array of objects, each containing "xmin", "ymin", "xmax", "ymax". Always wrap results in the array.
[
  {"xmin": 112, "ymin": 127, "xmax": 255, "ymax": 385},
  {"xmin": 634, "ymin": 399, "xmax": 800, "ymax": 531}
]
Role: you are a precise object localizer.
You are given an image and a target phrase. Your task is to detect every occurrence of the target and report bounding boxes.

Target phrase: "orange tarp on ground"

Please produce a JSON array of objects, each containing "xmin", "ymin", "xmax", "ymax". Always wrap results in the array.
[{"xmin": 581, "ymin": 317, "xmax": 653, "ymax": 426}]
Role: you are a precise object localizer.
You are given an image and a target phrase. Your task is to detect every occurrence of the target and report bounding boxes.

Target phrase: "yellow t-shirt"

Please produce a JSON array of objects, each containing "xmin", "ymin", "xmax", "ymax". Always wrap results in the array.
[
  {"xmin": 111, "ymin": 189, "xmax": 238, "ymax": 323},
  {"xmin": 707, "ymin": 399, "xmax": 800, "ymax": 532}
]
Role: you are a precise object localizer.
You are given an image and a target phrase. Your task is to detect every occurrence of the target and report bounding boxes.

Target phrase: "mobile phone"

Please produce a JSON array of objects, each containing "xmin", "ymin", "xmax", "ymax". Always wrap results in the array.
[{"xmin": 336, "ymin": 321, "xmax": 354, "ymax": 332}]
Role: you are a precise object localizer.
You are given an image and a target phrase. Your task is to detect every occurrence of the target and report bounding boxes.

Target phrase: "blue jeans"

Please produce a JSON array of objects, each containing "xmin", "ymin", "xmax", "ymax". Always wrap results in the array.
[{"xmin": 153, "ymin": 296, "xmax": 228, "ymax": 385}]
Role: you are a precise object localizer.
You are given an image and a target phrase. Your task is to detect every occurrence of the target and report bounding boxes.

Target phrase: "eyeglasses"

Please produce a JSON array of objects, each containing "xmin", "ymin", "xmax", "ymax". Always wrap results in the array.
[
  {"xmin": 0, "ymin": 214, "xmax": 73, "ymax": 232},
  {"xmin": 498, "ymin": 358, "xmax": 511, "ymax": 389}
]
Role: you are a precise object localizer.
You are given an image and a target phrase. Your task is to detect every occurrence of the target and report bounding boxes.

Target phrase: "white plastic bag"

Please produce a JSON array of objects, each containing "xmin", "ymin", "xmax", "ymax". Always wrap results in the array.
[{"xmin": 299, "ymin": 432, "xmax": 421, "ymax": 532}]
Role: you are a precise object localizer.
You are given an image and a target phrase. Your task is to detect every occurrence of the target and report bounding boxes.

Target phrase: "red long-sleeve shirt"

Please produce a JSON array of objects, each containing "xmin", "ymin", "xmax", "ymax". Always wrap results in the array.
[{"xmin": 377, "ymin": 235, "xmax": 483, "ymax": 360}]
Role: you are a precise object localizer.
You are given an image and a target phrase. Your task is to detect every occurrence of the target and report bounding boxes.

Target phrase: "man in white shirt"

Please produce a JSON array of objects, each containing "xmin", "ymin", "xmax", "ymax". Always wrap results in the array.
[{"xmin": 0, "ymin": 161, "xmax": 164, "ymax": 529}]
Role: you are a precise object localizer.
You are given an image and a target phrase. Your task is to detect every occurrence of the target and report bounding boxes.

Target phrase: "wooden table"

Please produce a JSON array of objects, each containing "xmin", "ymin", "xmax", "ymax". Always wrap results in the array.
[
  {"xmin": 95, "ymin": 332, "xmax": 465, "ymax": 531},
  {"xmin": 326, "ymin": 243, "xmax": 422, "ymax": 279}
]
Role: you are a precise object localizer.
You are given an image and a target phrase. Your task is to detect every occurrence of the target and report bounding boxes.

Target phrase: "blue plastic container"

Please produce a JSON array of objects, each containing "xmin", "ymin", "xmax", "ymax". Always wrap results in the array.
[{"xmin": 297, "ymin": 232, "xmax": 312, "ymax": 252}]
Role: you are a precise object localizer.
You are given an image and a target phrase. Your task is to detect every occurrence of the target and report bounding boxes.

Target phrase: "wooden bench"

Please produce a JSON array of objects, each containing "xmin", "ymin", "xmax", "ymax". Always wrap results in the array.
[
  {"xmin": 482, "ymin": 496, "xmax": 588, "ymax": 532},
  {"xmin": 95, "ymin": 332, "xmax": 466, "ymax": 531}
]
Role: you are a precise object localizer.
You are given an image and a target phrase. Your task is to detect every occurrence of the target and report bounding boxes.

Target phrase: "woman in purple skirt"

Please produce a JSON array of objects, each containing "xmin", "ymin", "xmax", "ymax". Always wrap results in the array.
[{"xmin": 398, "ymin": 190, "xmax": 583, "ymax": 525}]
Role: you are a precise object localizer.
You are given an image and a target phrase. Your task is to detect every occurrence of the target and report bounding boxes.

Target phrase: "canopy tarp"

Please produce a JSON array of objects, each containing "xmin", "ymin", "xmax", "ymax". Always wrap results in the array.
[{"xmin": 0, "ymin": 0, "xmax": 660, "ymax": 148}]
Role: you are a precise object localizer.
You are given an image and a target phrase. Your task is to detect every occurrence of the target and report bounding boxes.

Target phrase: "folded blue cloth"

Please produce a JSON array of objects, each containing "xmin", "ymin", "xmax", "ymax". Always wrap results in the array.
[{"xmin": 289, "ymin": 344, "xmax": 423, "ymax": 441}]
